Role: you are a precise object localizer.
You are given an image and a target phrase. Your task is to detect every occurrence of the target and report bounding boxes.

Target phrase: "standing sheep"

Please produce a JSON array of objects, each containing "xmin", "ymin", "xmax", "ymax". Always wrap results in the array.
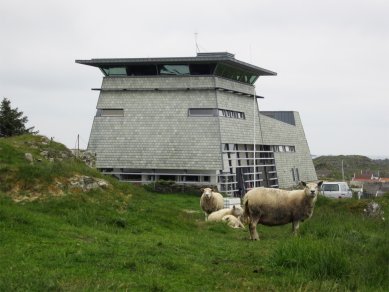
[
  {"xmin": 200, "ymin": 187, "xmax": 224, "ymax": 220},
  {"xmin": 207, "ymin": 205, "xmax": 244, "ymax": 222},
  {"xmin": 243, "ymin": 181, "xmax": 323, "ymax": 240}
]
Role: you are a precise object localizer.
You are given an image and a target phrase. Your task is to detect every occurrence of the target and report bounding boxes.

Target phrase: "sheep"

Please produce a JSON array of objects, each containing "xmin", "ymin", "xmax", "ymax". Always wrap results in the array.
[
  {"xmin": 200, "ymin": 187, "xmax": 224, "ymax": 220},
  {"xmin": 222, "ymin": 215, "xmax": 245, "ymax": 229},
  {"xmin": 243, "ymin": 181, "xmax": 323, "ymax": 240},
  {"xmin": 207, "ymin": 205, "xmax": 244, "ymax": 222}
]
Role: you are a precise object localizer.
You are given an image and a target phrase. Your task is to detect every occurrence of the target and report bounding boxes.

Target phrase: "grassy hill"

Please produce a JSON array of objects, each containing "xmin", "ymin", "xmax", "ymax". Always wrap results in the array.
[
  {"xmin": 1, "ymin": 135, "xmax": 388, "ymax": 290},
  {"xmin": 314, "ymin": 155, "xmax": 389, "ymax": 181}
]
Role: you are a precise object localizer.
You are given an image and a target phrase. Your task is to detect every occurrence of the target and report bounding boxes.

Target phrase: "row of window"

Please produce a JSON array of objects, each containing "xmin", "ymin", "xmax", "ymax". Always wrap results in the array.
[
  {"xmin": 188, "ymin": 108, "xmax": 245, "ymax": 119},
  {"xmin": 222, "ymin": 144, "xmax": 295, "ymax": 153},
  {"xmin": 272, "ymin": 145, "xmax": 296, "ymax": 152},
  {"xmin": 100, "ymin": 63, "xmax": 259, "ymax": 85},
  {"xmin": 96, "ymin": 108, "xmax": 246, "ymax": 119}
]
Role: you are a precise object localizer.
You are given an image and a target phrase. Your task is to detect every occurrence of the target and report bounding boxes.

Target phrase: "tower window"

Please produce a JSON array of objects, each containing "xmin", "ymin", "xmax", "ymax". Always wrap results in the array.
[{"xmin": 188, "ymin": 108, "xmax": 218, "ymax": 117}]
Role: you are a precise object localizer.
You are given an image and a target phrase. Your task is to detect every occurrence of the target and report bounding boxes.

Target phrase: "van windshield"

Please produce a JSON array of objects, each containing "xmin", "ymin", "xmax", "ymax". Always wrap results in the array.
[{"xmin": 322, "ymin": 184, "xmax": 339, "ymax": 191}]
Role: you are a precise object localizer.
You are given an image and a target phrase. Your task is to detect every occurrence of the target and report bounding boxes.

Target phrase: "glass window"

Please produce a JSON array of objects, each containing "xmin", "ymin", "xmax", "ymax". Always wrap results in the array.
[
  {"xmin": 159, "ymin": 65, "xmax": 190, "ymax": 75},
  {"xmin": 291, "ymin": 168, "xmax": 295, "ymax": 181},
  {"xmin": 323, "ymin": 184, "xmax": 340, "ymax": 191},
  {"xmin": 185, "ymin": 176, "xmax": 199, "ymax": 182},
  {"xmin": 214, "ymin": 63, "xmax": 259, "ymax": 84},
  {"xmin": 188, "ymin": 108, "xmax": 218, "ymax": 117},
  {"xmin": 102, "ymin": 67, "xmax": 127, "ymax": 76},
  {"xmin": 189, "ymin": 63, "xmax": 216, "ymax": 75},
  {"xmin": 126, "ymin": 65, "xmax": 157, "ymax": 76}
]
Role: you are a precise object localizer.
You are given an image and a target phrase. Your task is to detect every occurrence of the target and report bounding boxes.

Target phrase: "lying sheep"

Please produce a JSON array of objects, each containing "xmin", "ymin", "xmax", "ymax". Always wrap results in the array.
[
  {"xmin": 222, "ymin": 215, "xmax": 245, "ymax": 229},
  {"xmin": 208, "ymin": 205, "xmax": 243, "ymax": 222},
  {"xmin": 200, "ymin": 187, "xmax": 224, "ymax": 220},
  {"xmin": 243, "ymin": 181, "xmax": 323, "ymax": 240}
]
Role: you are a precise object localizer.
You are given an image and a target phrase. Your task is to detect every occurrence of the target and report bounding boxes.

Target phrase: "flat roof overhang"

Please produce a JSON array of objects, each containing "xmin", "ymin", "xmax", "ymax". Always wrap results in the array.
[{"xmin": 76, "ymin": 52, "xmax": 277, "ymax": 77}]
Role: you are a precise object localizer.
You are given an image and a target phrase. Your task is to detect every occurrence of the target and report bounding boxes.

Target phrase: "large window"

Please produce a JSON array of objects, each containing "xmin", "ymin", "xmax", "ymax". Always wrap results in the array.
[
  {"xmin": 158, "ymin": 65, "xmax": 190, "ymax": 75},
  {"xmin": 101, "ymin": 67, "xmax": 126, "ymax": 76},
  {"xmin": 188, "ymin": 108, "xmax": 218, "ymax": 117},
  {"xmin": 214, "ymin": 63, "xmax": 258, "ymax": 84},
  {"xmin": 188, "ymin": 108, "xmax": 245, "ymax": 119}
]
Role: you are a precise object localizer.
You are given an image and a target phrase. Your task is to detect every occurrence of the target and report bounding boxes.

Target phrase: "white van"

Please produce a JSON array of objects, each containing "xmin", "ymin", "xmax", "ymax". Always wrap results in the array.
[{"xmin": 321, "ymin": 182, "xmax": 353, "ymax": 199}]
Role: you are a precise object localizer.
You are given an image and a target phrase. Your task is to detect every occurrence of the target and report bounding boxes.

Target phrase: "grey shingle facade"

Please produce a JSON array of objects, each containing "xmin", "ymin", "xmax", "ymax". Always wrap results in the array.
[{"xmin": 78, "ymin": 52, "xmax": 317, "ymax": 196}]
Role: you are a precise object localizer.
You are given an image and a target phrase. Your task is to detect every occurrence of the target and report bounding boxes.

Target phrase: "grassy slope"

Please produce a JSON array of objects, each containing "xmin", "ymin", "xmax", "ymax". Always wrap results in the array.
[
  {"xmin": 1, "ymin": 135, "xmax": 388, "ymax": 291},
  {"xmin": 314, "ymin": 155, "xmax": 389, "ymax": 181}
]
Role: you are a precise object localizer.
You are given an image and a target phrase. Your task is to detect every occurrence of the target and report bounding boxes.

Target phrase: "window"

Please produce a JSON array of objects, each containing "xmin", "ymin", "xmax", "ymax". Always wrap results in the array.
[
  {"xmin": 97, "ymin": 109, "xmax": 124, "ymax": 117},
  {"xmin": 291, "ymin": 168, "xmax": 295, "ymax": 182},
  {"xmin": 323, "ymin": 184, "xmax": 340, "ymax": 191},
  {"xmin": 272, "ymin": 145, "xmax": 295, "ymax": 153},
  {"xmin": 188, "ymin": 108, "xmax": 218, "ymax": 117},
  {"xmin": 214, "ymin": 63, "xmax": 259, "ymax": 84},
  {"xmin": 102, "ymin": 67, "xmax": 126, "ymax": 76},
  {"xmin": 218, "ymin": 109, "xmax": 245, "ymax": 119},
  {"xmin": 184, "ymin": 176, "xmax": 199, "ymax": 182},
  {"xmin": 189, "ymin": 64, "xmax": 216, "ymax": 75},
  {"xmin": 158, "ymin": 65, "xmax": 190, "ymax": 75},
  {"xmin": 295, "ymin": 168, "xmax": 300, "ymax": 181},
  {"xmin": 126, "ymin": 65, "xmax": 157, "ymax": 76}
]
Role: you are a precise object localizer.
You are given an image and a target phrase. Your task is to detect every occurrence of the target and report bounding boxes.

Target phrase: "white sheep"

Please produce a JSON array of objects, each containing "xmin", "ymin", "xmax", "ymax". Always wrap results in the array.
[
  {"xmin": 222, "ymin": 215, "xmax": 245, "ymax": 229},
  {"xmin": 207, "ymin": 205, "xmax": 244, "ymax": 222},
  {"xmin": 200, "ymin": 187, "xmax": 224, "ymax": 221},
  {"xmin": 243, "ymin": 181, "xmax": 323, "ymax": 240}
]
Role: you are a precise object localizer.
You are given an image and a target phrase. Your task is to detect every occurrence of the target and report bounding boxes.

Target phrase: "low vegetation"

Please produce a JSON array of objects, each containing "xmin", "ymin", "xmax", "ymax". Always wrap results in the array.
[
  {"xmin": 314, "ymin": 155, "xmax": 389, "ymax": 181},
  {"xmin": 1, "ymin": 135, "xmax": 388, "ymax": 290}
]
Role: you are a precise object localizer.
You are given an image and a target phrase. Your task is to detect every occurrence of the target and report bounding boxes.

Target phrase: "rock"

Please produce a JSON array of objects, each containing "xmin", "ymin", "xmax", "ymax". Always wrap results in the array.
[
  {"xmin": 40, "ymin": 150, "xmax": 49, "ymax": 157},
  {"xmin": 25, "ymin": 153, "xmax": 34, "ymax": 164},
  {"xmin": 364, "ymin": 202, "xmax": 385, "ymax": 221},
  {"xmin": 68, "ymin": 175, "xmax": 110, "ymax": 192}
]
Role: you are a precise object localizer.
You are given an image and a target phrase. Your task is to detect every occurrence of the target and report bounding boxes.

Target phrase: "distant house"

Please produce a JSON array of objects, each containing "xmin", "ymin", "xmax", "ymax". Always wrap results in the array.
[{"xmin": 351, "ymin": 172, "xmax": 379, "ymax": 187}]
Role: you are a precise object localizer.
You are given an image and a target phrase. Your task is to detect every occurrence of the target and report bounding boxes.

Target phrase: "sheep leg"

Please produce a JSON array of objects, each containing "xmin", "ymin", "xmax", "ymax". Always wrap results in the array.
[
  {"xmin": 292, "ymin": 220, "xmax": 300, "ymax": 236},
  {"xmin": 249, "ymin": 218, "xmax": 260, "ymax": 240}
]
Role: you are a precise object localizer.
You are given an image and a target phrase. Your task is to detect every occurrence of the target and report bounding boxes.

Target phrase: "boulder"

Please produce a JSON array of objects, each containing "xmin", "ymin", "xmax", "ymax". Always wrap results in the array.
[{"xmin": 24, "ymin": 153, "xmax": 34, "ymax": 164}]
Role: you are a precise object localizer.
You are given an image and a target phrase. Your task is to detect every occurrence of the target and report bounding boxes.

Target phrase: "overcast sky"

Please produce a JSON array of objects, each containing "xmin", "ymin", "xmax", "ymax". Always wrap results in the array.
[{"xmin": 1, "ymin": 0, "xmax": 388, "ymax": 157}]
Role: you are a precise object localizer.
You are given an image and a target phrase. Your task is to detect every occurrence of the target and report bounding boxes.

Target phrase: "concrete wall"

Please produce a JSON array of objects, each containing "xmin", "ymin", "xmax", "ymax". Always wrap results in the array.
[{"xmin": 89, "ymin": 76, "xmax": 222, "ymax": 170}]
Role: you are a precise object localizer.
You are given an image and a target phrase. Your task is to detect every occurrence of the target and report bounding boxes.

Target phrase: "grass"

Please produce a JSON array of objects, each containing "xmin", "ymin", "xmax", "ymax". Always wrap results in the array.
[{"xmin": 1, "ymin": 135, "xmax": 388, "ymax": 290}]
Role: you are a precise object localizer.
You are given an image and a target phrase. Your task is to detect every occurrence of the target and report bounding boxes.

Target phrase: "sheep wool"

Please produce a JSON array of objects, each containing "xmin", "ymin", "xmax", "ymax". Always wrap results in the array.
[{"xmin": 243, "ymin": 181, "xmax": 323, "ymax": 240}]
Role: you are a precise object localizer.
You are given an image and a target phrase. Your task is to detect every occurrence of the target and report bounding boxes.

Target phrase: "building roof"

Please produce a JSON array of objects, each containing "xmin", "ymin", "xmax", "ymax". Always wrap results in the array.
[{"xmin": 76, "ymin": 52, "xmax": 277, "ymax": 85}]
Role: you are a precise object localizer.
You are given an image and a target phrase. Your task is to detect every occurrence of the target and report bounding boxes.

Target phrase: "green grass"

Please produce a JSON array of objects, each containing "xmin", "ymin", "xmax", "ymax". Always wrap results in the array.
[{"xmin": 1, "ymin": 135, "xmax": 388, "ymax": 290}]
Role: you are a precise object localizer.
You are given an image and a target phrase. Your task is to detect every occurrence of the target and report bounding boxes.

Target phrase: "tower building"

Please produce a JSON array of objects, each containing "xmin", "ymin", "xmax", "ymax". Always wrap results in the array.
[{"xmin": 76, "ymin": 52, "xmax": 317, "ymax": 196}]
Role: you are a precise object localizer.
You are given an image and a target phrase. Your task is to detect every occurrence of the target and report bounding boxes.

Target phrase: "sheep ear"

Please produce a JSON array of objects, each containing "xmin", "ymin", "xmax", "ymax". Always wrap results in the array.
[
  {"xmin": 211, "ymin": 186, "xmax": 218, "ymax": 192},
  {"xmin": 200, "ymin": 188, "xmax": 204, "ymax": 193},
  {"xmin": 317, "ymin": 181, "xmax": 323, "ymax": 187},
  {"xmin": 233, "ymin": 205, "xmax": 236, "ymax": 210},
  {"xmin": 300, "ymin": 181, "xmax": 307, "ymax": 187}
]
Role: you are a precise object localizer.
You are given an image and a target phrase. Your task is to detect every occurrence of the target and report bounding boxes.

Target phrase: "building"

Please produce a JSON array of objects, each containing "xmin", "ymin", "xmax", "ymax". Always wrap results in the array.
[{"xmin": 76, "ymin": 52, "xmax": 317, "ymax": 196}]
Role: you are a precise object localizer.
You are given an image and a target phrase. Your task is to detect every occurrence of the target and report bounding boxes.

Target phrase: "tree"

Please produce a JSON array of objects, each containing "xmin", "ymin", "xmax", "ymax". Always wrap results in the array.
[{"xmin": 0, "ymin": 98, "xmax": 38, "ymax": 137}]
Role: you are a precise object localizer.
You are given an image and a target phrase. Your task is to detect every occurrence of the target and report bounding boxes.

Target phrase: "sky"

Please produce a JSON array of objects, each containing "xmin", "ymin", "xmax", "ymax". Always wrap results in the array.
[{"xmin": 1, "ymin": 0, "xmax": 388, "ymax": 157}]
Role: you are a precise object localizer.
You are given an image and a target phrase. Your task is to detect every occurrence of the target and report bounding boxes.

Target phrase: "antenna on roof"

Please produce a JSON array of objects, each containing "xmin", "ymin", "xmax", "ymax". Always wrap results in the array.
[{"xmin": 194, "ymin": 32, "xmax": 200, "ymax": 53}]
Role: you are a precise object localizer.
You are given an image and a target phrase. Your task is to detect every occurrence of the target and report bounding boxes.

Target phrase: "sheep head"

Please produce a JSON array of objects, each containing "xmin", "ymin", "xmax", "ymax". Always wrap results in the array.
[
  {"xmin": 201, "ymin": 187, "xmax": 213, "ymax": 199},
  {"xmin": 301, "ymin": 181, "xmax": 323, "ymax": 198}
]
